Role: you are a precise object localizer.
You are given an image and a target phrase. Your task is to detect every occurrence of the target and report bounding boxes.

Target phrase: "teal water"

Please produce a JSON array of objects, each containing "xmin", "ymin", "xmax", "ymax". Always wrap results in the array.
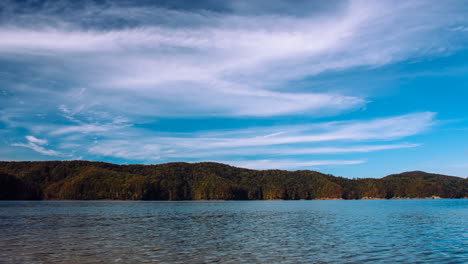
[{"xmin": 0, "ymin": 200, "xmax": 467, "ymax": 263}]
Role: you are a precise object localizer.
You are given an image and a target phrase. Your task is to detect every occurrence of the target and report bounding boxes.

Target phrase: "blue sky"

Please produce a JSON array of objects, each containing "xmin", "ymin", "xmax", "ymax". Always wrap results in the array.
[{"xmin": 0, "ymin": 0, "xmax": 467, "ymax": 178}]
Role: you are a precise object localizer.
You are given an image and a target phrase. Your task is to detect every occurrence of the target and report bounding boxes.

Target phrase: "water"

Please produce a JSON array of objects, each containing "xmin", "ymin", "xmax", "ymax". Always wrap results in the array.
[{"xmin": 0, "ymin": 200, "xmax": 467, "ymax": 264}]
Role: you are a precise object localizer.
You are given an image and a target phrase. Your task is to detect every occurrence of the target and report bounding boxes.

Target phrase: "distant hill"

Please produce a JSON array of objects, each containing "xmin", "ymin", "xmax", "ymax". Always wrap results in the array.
[{"xmin": 0, "ymin": 161, "xmax": 467, "ymax": 200}]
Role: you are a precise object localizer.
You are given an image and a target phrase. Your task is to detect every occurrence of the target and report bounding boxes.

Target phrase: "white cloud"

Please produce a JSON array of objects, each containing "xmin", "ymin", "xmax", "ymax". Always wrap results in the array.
[
  {"xmin": 163, "ymin": 143, "xmax": 420, "ymax": 159},
  {"xmin": 51, "ymin": 124, "xmax": 123, "ymax": 135},
  {"xmin": 11, "ymin": 136, "xmax": 61, "ymax": 156},
  {"xmin": 25, "ymin": 135, "xmax": 47, "ymax": 145},
  {"xmin": 88, "ymin": 140, "xmax": 161, "ymax": 161},
  {"xmin": 155, "ymin": 112, "xmax": 435, "ymax": 150},
  {"xmin": 0, "ymin": 0, "xmax": 463, "ymax": 117},
  {"xmin": 47, "ymin": 105, "xmax": 133, "ymax": 135},
  {"xmin": 0, "ymin": 0, "xmax": 462, "ymax": 170},
  {"xmin": 82, "ymin": 112, "xmax": 432, "ymax": 161}
]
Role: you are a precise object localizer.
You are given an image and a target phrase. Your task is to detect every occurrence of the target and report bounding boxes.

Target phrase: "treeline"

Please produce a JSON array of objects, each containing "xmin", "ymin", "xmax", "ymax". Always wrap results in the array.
[{"xmin": 0, "ymin": 161, "xmax": 467, "ymax": 200}]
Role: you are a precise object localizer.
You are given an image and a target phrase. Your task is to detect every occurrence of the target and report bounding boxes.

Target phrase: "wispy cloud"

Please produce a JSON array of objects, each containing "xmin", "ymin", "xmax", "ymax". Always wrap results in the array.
[
  {"xmin": 25, "ymin": 135, "xmax": 47, "ymax": 145},
  {"xmin": 88, "ymin": 141, "xmax": 161, "ymax": 161},
  {"xmin": 451, "ymin": 26, "xmax": 468, "ymax": 32},
  {"xmin": 81, "ymin": 112, "xmax": 432, "ymax": 163},
  {"xmin": 11, "ymin": 136, "xmax": 61, "ymax": 156},
  {"xmin": 0, "ymin": 0, "xmax": 465, "ymax": 173},
  {"xmin": 51, "ymin": 123, "xmax": 128, "ymax": 136},
  {"xmin": 215, "ymin": 159, "xmax": 366, "ymax": 170},
  {"xmin": 0, "ymin": 0, "xmax": 464, "ymax": 118},
  {"xmin": 163, "ymin": 143, "xmax": 421, "ymax": 159},
  {"xmin": 155, "ymin": 112, "xmax": 435, "ymax": 150}
]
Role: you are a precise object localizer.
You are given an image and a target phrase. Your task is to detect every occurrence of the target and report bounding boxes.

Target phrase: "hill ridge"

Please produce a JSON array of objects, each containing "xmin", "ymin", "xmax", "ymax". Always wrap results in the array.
[{"xmin": 1, "ymin": 160, "xmax": 466, "ymax": 200}]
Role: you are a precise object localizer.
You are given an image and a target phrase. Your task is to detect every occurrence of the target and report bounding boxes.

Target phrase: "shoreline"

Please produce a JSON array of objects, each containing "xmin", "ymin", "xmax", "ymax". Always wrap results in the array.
[{"xmin": 3, "ymin": 197, "xmax": 467, "ymax": 202}]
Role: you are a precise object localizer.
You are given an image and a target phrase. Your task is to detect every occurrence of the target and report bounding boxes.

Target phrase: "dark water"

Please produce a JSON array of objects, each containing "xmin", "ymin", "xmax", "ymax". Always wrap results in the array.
[{"xmin": 0, "ymin": 200, "xmax": 467, "ymax": 264}]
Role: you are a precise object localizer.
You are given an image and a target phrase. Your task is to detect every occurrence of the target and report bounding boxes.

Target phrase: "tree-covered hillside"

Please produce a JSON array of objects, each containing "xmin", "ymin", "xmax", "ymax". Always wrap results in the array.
[{"xmin": 0, "ymin": 161, "xmax": 466, "ymax": 200}]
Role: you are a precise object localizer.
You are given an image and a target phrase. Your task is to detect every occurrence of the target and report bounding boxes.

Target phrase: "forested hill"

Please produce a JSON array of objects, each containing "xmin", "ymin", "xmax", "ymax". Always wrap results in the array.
[{"xmin": 0, "ymin": 161, "xmax": 467, "ymax": 200}]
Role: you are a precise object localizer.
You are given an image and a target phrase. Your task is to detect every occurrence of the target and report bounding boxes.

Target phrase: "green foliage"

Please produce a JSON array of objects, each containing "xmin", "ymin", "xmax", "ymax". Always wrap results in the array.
[{"xmin": 0, "ymin": 161, "xmax": 467, "ymax": 200}]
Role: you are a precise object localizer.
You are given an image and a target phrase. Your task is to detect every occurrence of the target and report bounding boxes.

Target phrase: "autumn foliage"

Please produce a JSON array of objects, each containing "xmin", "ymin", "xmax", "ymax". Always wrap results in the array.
[{"xmin": 1, "ymin": 161, "xmax": 467, "ymax": 200}]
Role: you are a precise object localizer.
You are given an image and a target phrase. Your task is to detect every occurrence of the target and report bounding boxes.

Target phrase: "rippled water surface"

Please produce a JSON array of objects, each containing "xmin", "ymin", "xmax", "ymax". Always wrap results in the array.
[{"xmin": 0, "ymin": 200, "xmax": 467, "ymax": 263}]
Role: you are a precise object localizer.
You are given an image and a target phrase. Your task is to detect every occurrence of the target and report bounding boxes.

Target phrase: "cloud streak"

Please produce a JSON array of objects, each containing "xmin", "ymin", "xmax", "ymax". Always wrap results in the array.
[
  {"xmin": 1, "ymin": 0, "xmax": 465, "ymax": 172},
  {"xmin": 155, "ymin": 112, "xmax": 435, "ymax": 150},
  {"xmin": 215, "ymin": 159, "xmax": 366, "ymax": 170},
  {"xmin": 79, "ymin": 112, "xmax": 433, "ymax": 164},
  {"xmin": 163, "ymin": 143, "xmax": 421, "ymax": 159},
  {"xmin": 11, "ymin": 136, "xmax": 61, "ymax": 156},
  {"xmin": 1, "ymin": 0, "xmax": 464, "ymax": 118}
]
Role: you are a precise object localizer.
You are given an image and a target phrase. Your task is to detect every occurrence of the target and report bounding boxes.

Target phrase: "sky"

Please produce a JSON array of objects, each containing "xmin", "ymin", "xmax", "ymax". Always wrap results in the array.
[{"xmin": 0, "ymin": 0, "xmax": 467, "ymax": 178}]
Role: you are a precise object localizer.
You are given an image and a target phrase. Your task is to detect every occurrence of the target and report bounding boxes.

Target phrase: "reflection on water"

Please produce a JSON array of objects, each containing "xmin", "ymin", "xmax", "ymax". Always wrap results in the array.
[{"xmin": 0, "ymin": 200, "xmax": 467, "ymax": 263}]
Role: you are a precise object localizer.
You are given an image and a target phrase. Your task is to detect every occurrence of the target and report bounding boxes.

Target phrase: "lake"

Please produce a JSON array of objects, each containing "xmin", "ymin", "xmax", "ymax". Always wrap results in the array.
[{"xmin": 0, "ymin": 200, "xmax": 467, "ymax": 263}]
